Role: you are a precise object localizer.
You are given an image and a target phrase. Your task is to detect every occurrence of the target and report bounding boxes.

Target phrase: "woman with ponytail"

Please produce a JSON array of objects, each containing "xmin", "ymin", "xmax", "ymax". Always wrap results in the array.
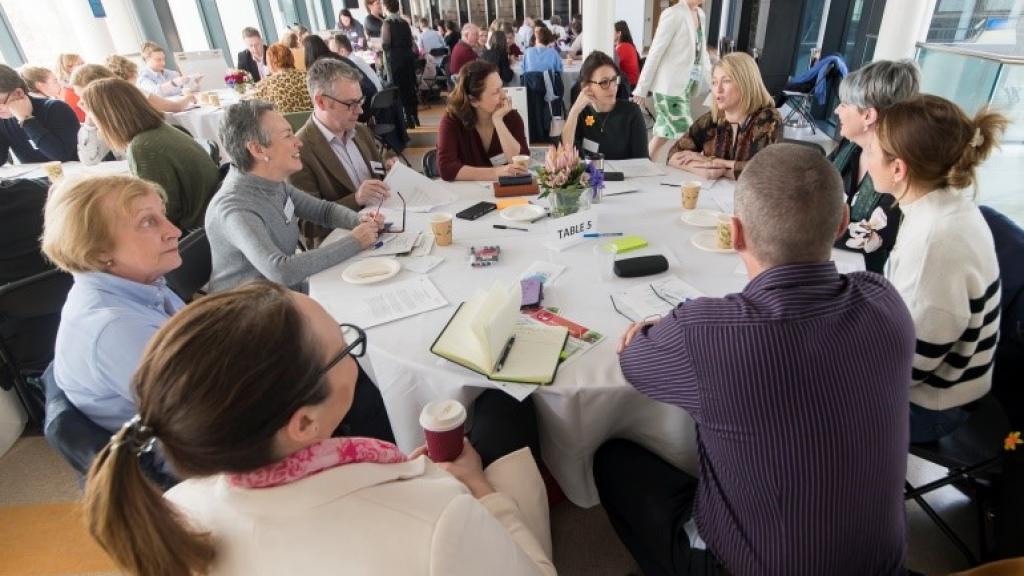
[
  {"xmin": 864, "ymin": 94, "xmax": 1007, "ymax": 443},
  {"xmin": 84, "ymin": 282, "xmax": 554, "ymax": 576}
]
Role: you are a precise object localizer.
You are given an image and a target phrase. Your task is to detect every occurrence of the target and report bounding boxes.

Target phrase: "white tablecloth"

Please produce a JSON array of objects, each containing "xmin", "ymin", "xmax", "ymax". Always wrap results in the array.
[
  {"xmin": 308, "ymin": 166, "xmax": 865, "ymax": 507},
  {"xmin": 0, "ymin": 160, "xmax": 130, "ymax": 180},
  {"xmin": 165, "ymin": 89, "xmax": 241, "ymax": 150}
]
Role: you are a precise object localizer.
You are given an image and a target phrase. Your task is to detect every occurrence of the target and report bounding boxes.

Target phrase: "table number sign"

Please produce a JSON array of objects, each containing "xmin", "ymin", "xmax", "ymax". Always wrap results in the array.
[{"xmin": 544, "ymin": 208, "xmax": 597, "ymax": 251}]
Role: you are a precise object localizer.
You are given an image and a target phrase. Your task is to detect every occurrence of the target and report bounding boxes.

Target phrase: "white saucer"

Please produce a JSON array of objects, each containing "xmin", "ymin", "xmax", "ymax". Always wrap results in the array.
[
  {"xmin": 500, "ymin": 204, "xmax": 546, "ymax": 222},
  {"xmin": 341, "ymin": 257, "xmax": 401, "ymax": 284},
  {"xmin": 680, "ymin": 209, "xmax": 726, "ymax": 228},
  {"xmin": 691, "ymin": 230, "xmax": 735, "ymax": 253}
]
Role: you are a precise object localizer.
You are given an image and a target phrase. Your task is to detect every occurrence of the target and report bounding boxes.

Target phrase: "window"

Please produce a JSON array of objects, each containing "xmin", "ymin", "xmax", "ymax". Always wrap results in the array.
[
  {"xmin": 168, "ymin": 0, "xmax": 211, "ymax": 52},
  {"xmin": 215, "ymin": 0, "xmax": 261, "ymax": 56},
  {"xmin": 1, "ymin": 0, "xmax": 78, "ymax": 67},
  {"xmin": 926, "ymin": 0, "xmax": 1023, "ymax": 51}
]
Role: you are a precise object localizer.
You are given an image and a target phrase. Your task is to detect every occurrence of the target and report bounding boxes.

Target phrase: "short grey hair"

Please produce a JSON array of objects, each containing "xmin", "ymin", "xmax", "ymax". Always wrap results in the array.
[
  {"xmin": 0, "ymin": 64, "xmax": 28, "ymax": 94},
  {"xmin": 462, "ymin": 23, "xmax": 479, "ymax": 35},
  {"xmin": 735, "ymin": 144, "xmax": 845, "ymax": 268},
  {"xmin": 838, "ymin": 59, "xmax": 920, "ymax": 111},
  {"xmin": 306, "ymin": 58, "xmax": 363, "ymax": 100},
  {"xmin": 219, "ymin": 100, "xmax": 275, "ymax": 172}
]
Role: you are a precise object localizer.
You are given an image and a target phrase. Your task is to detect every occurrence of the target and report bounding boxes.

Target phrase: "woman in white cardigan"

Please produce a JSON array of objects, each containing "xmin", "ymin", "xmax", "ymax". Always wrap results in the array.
[
  {"xmin": 83, "ymin": 281, "xmax": 555, "ymax": 576},
  {"xmin": 864, "ymin": 94, "xmax": 1006, "ymax": 443},
  {"xmin": 631, "ymin": 0, "xmax": 712, "ymax": 160}
]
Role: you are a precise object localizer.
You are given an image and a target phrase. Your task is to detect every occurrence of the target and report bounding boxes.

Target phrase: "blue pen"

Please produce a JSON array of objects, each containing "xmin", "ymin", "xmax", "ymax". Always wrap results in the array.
[
  {"xmin": 583, "ymin": 232, "xmax": 624, "ymax": 238},
  {"xmin": 372, "ymin": 240, "xmax": 384, "ymax": 249}
]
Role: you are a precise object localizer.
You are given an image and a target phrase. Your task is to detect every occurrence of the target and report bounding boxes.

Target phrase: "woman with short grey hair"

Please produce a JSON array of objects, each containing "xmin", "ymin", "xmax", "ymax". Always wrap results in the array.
[
  {"xmin": 830, "ymin": 59, "xmax": 920, "ymax": 273},
  {"xmin": 205, "ymin": 99, "xmax": 383, "ymax": 293}
]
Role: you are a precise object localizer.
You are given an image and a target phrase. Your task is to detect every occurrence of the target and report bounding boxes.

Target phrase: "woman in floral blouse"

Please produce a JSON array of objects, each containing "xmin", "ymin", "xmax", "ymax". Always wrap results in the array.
[
  {"xmin": 830, "ymin": 60, "xmax": 919, "ymax": 273},
  {"xmin": 251, "ymin": 43, "xmax": 312, "ymax": 114},
  {"xmin": 666, "ymin": 52, "xmax": 780, "ymax": 180}
]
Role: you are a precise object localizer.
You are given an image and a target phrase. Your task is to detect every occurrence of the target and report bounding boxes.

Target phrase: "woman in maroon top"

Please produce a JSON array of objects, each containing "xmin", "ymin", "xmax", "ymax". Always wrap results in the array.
[
  {"xmin": 614, "ymin": 21, "xmax": 640, "ymax": 89},
  {"xmin": 436, "ymin": 60, "xmax": 530, "ymax": 181}
]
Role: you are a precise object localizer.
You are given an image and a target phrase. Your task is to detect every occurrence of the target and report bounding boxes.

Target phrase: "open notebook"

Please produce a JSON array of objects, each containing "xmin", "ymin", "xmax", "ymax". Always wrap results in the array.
[{"xmin": 431, "ymin": 282, "xmax": 569, "ymax": 385}]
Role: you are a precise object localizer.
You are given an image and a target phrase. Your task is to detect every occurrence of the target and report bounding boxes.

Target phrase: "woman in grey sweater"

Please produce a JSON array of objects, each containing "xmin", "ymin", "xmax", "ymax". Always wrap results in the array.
[{"xmin": 206, "ymin": 100, "xmax": 381, "ymax": 293}]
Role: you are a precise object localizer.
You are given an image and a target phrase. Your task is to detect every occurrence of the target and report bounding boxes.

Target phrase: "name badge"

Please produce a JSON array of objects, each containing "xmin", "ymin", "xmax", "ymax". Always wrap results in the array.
[
  {"xmin": 689, "ymin": 66, "xmax": 703, "ymax": 83},
  {"xmin": 283, "ymin": 196, "xmax": 295, "ymax": 223},
  {"xmin": 370, "ymin": 160, "xmax": 385, "ymax": 177},
  {"xmin": 489, "ymin": 153, "xmax": 508, "ymax": 166},
  {"xmin": 582, "ymin": 138, "xmax": 600, "ymax": 153}
]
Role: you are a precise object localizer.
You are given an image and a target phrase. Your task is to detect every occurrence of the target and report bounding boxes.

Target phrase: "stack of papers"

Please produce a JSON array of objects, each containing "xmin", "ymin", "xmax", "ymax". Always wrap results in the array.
[
  {"xmin": 382, "ymin": 162, "xmax": 456, "ymax": 212},
  {"xmin": 341, "ymin": 276, "xmax": 448, "ymax": 328},
  {"xmin": 609, "ymin": 276, "xmax": 704, "ymax": 322},
  {"xmin": 605, "ymin": 158, "xmax": 666, "ymax": 178}
]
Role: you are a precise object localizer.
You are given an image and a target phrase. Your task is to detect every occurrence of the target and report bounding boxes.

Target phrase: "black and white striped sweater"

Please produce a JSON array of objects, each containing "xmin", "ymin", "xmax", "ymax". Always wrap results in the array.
[{"xmin": 887, "ymin": 188, "xmax": 1001, "ymax": 410}]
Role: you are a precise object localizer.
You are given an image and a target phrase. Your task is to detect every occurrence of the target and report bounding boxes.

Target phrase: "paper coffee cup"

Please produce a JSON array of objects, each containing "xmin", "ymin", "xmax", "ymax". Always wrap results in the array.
[
  {"xmin": 419, "ymin": 400, "xmax": 467, "ymax": 462},
  {"xmin": 208, "ymin": 92, "xmax": 220, "ymax": 107},
  {"xmin": 716, "ymin": 214, "xmax": 733, "ymax": 250},
  {"xmin": 430, "ymin": 213, "xmax": 453, "ymax": 246},
  {"xmin": 681, "ymin": 181, "xmax": 701, "ymax": 210},
  {"xmin": 512, "ymin": 155, "xmax": 531, "ymax": 170},
  {"xmin": 43, "ymin": 161, "xmax": 63, "ymax": 182}
]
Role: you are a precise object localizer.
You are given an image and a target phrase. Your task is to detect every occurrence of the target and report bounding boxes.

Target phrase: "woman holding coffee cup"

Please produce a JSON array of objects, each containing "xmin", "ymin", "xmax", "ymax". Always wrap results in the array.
[
  {"xmin": 561, "ymin": 50, "xmax": 648, "ymax": 160},
  {"xmin": 84, "ymin": 281, "xmax": 555, "ymax": 576},
  {"xmin": 436, "ymin": 60, "xmax": 530, "ymax": 181},
  {"xmin": 666, "ymin": 52, "xmax": 780, "ymax": 180}
]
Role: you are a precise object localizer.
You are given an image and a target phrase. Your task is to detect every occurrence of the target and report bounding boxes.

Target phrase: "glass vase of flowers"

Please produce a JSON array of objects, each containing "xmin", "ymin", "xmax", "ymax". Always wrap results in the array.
[
  {"xmin": 224, "ymin": 69, "xmax": 253, "ymax": 94},
  {"xmin": 535, "ymin": 145, "xmax": 604, "ymax": 218}
]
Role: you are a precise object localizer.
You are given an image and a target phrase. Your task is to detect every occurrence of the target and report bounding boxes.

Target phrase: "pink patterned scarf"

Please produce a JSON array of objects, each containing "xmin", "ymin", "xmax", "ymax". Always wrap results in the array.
[{"xmin": 229, "ymin": 437, "xmax": 408, "ymax": 489}]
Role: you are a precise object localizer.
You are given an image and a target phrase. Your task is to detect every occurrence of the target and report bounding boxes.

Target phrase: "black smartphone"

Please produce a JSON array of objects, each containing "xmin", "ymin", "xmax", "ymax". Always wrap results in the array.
[
  {"xmin": 456, "ymin": 201, "xmax": 498, "ymax": 221},
  {"xmin": 603, "ymin": 171, "xmax": 625, "ymax": 181}
]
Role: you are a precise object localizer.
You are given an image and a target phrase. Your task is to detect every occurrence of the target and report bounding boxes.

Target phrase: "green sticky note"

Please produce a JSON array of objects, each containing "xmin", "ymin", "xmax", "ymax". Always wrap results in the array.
[{"xmin": 603, "ymin": 235, "xmax": 648, "ymax": 254}]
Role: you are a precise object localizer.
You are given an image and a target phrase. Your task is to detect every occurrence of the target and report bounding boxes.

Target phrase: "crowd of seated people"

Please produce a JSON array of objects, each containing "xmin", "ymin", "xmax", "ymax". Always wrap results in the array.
[{"xmin": 3, "ymin": 7, "xmax": 1019, "ymax": 574}]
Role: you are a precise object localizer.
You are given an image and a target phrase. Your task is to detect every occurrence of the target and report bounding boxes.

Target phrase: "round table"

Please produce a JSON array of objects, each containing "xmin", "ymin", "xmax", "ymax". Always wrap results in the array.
[
  {"xmin": 165, "ymin": 88, "xmax": 240, "ymax": 151},
  {"xmin": 308, "ymin": 165, "xmax": 864, "ymax": 507}
]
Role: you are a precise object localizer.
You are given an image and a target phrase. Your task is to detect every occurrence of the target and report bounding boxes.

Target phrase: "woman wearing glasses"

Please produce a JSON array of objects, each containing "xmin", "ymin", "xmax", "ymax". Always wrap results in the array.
[
  {"xmin": 206, "ymin": 100, "xmax": 383, "ymax": 294},
  {"xmin": 562, "ymin": 51, "xmax": 648, "ymax": 160},
  {"xmin": 666, "ymin": 52, "xmax": 780, "ymax": 180},
  {"xmin": 85, "ymin": 282, "xmax": 555, "ymax": 576}
]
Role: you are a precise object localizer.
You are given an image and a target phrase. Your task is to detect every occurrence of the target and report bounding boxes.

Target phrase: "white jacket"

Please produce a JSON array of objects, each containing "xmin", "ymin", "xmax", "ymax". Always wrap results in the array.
[
  {"xmin": 633, "ymin": 4, "xmax": 712, "ymax": 98},
  {"xmin": 165, "ymin": 448, "xmax": 555, "ymax": 576}
]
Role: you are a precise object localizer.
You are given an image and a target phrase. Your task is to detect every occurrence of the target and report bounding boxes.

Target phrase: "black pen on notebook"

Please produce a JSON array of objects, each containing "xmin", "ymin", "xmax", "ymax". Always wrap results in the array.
[
  {"xmin": 493, "ymin": 224, "xmax": 529, "ymax": 232},
  {"xmin": 494, "ymin": 336, "xmax": 516, "ymax": 372}
]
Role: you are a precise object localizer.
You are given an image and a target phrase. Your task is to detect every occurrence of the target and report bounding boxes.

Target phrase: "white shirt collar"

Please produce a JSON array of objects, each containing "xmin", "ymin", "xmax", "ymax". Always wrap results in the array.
[{"xmin": 311, "ymin": 112, "xmax": 355, "ymax": 146}]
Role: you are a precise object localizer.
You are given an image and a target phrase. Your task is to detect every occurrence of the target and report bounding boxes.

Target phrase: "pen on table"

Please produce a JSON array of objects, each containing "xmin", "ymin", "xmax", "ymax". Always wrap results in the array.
[
  {"xmin": 493, "ymin": 224, "xmax": 529, "ymax": 232},
  {"xmin": 660, "ymin": 182, "xmax": 682, "ymax": 187},
  {"xmin": 528, "ymin": 212, "xmax": 548, "ymax": 223},
  {"xmin": 493, "ymin": 336, "xmax": 516, "ymax": 372},
  {"xmin": 583, "ymin": 232, "xmax": 624, "ymax": 237}
]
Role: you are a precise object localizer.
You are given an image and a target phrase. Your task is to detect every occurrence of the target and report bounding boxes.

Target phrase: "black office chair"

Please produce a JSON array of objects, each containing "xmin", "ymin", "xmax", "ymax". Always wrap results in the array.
[
  {"xmin": 165, "ymin": 228, "xmax": 211, "ymax": 302},
  {"xmin": 42, "ymin": 363, "xmax": 109, "ymax": 478},
  {"xmin": 422, "ymin": 148, "xmax": 439, "ymax": 179},
  {"xmin": 367, "ymin": 87, "xmax": 411, "ymax": 166},
  {"xmin": 905, "ymin": 394, "xmax": 1012, "ymax": 566},
  {"xmin": 0, "ymin": 269, "xmax": 74, "ymax": 428},
  {"xmin": 194, "ymin": 137, "xmax": 221, "ymax": 165},
  {"xmin": 779, "ymin": 138, "xmax": 826, "ymax": 156}
]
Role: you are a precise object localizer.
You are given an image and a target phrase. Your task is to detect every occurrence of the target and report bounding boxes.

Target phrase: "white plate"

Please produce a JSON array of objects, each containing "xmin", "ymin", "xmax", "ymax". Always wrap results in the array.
[
  {"xmin": 680, "ymin": 209, "xmax": 726, "ymax": 227},
  {"xmin": 499, "ymin": 204, "xmax": 546, "ymax": 222},
  {"xmin": 341, "ymin": 257, "xmax": 401, "ymax": 284},
  {"xmin": 691, "ymin": 230, "xmax": 735, "ymax": 253}
]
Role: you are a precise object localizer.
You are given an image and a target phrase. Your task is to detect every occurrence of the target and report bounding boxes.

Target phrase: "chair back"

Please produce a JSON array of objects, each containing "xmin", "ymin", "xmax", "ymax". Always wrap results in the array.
[
  {"xmin": 164, "ymin": 228, "xmax": 211, "ymax": 302},
  {"xmin": 422, "ymin": 148, "xmax": 439, "ymax": 178},
  {"xmin": 284, "ymin": 111, "xmax": 312, "ymax": 133},
  {"xmin": 369, "ymin": 86, "xmax": 398, "ymax": 111},
  {"xmin": 194, "ymin": 137, "xmax": 220, "ymax": 165},
  {"xmin": 0, "ymin": 269, "xmax": 74, "ymax": 427},
  {"xmin": 779, "ymin": 138, "xmax": 826, "ymax": 156},
  {"xmin": 42, "ymin": 363, "xmax": 109, "ymax": 477},
  {"xmin": 429, "ymin": 47, "xmax": 449, "ymax": 58}
]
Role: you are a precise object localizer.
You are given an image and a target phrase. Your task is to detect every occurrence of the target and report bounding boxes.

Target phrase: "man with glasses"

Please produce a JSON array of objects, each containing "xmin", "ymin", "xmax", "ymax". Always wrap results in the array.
[
  {"xmin": 290, "ymin": 58, "xmax": 394, "ymax": 246},
  {"xmin": 561, "ymin": 51, "xmax": 648, "ymax": 160},
  {"xmin": 0, "ymin": 64, "xmax": 79, "ymax": 164}
]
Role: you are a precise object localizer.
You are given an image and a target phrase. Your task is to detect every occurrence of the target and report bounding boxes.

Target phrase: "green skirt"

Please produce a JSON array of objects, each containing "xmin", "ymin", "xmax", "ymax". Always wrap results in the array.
[{"xmin": 652, "ymin": 83, "xmax": 697, "ymax": 140}]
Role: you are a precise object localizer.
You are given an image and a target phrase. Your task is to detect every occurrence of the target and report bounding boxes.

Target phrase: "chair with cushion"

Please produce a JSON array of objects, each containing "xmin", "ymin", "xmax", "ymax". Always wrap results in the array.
[
  {"xmin": 0, "ymin": 269, "xmax": 74, "ymax": 429},
  {"xmin": 284, "ymin": 111, "xmax": 312, "ymax": 134},
  {"xmin": 165, "ymin": 228, "xmax": 211, "ymax": 302},
  {"xmin": 42, "ymin": 363, "xmax": 108, "ymax": 477},
  {"xmin": 906, "ymin": 394, "xmax": 1012, "ymax": 565},
  {"xmin": 367, "ymin": 87, "xmax": 411, "ymax": 166}
]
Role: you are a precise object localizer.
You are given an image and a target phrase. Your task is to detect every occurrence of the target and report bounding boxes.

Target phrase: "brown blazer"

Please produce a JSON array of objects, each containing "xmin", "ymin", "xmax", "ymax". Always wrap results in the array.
[{"xmin": 290, "ymin": 116, "xmax": 384, "ymax": 244}]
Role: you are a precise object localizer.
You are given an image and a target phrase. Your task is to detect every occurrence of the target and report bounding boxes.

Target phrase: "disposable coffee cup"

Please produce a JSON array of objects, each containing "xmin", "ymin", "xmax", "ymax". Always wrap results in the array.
[
  {"xmin": 716, "ymin": 214, "xmax": 733, "ymax": 250},
  {"xmin": 512, "ymin": 155, "xmax": 531, "ymax": 170},
  {"xmin": 681, "ymin": 181, "xmax": 701, "ymax": 210},
  {"xmin": 208, "ymin": 92, "xmax": 221, "ymax": 107},
  {"xmin": 419, "ymin": 400, "xmax": 467, "ymax": 462},
  {"xmin": 43, "ymin": 161, "xmax": 63, "ymax": 182},
  {"xmin": 431, "ymin": 213, "xmax": 453, "ymax": 246}
]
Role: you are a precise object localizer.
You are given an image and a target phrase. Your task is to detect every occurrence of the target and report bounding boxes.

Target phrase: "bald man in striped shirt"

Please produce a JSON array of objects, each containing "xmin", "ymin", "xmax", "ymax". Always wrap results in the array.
[{"xmin": 594, "ymin": 144, "xmax": 916, "ymax": 576}]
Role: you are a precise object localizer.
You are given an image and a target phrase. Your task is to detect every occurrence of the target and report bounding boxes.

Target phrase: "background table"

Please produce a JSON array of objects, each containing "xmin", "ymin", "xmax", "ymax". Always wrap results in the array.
[
  {"xmin": 165, "ymin": 88, "xmax": 241, "ymax": 152},
  {"xmin": 309, "ymin": 166, "xmax": 864, "ymax": 507},
  {"xmin": 0, "ymin": 160, "xmax": 129, "ymax": 180},
  {"xmin": 511, "ymin": 60, "xmax": 581, "ymax": 109}
]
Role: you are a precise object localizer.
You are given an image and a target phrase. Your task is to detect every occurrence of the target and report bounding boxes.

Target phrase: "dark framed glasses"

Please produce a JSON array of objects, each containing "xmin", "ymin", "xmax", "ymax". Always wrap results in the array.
[
  {"xmin": 319, "ymin": 323, "xmax": 367, "ymax": 377},
  {"xmin": 585, "ymin": 76, "xmax": 620, "ymax": 90},
  {"xmin": 374, "ymin": 190, "xmax": 405, "ymax": 233},
  {"xmin": 323, "ymin": 93, "xmax": 364, "ymax": 111}
]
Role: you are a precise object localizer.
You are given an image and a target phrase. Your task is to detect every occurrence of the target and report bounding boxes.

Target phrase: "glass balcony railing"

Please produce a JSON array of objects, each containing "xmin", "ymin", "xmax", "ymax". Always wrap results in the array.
[{"xmin": 916, "ymin": 43, "xmax": 1024, "ymax": 224}]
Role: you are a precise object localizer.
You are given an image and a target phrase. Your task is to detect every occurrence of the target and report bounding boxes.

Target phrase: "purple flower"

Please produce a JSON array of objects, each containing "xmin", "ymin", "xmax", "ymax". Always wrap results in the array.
[{"xmin": 585, "ymin": 161, "xmax": 605, "ymax": 190}]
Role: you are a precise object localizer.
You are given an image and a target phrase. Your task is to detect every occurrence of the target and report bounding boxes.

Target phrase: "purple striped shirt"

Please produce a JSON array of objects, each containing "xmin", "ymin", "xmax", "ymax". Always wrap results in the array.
[{"xmin": 620, "ymin": 262, "xmax": 914, "ymax": 576}]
